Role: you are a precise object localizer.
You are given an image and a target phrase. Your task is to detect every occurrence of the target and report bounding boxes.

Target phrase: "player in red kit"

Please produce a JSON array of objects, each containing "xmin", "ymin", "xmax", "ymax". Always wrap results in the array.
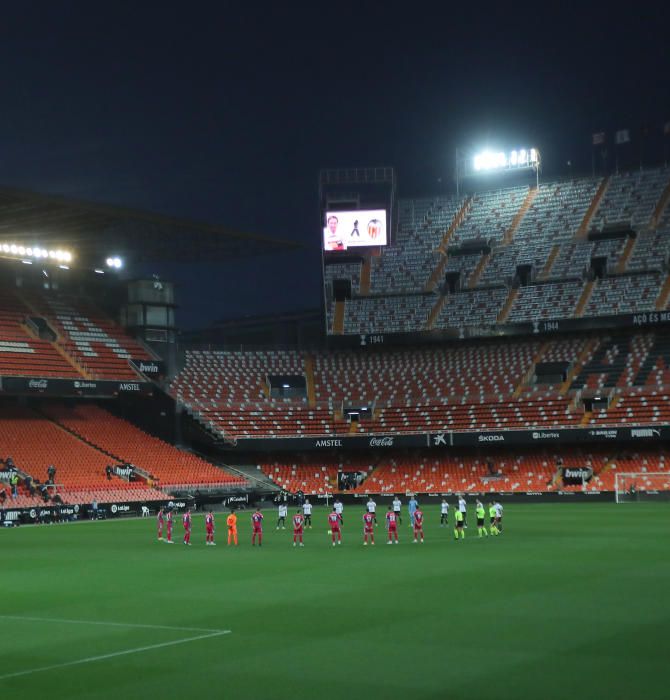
[
  {"xmin": 166, "ymin": 509, "xmax": 174, "ymax": 543},
  {"xmin": 205, "ymin": 511, "xmax": 215, "ymax": 545},
  {"xmin": 251, "ymin": 508, "xmax": 264, "ymax": 546},
  {"xmin": 386, "ymin": 506, "xmax": 399, "ymax": 544},
  {"xmin": 157, "ymin": 507, "xmax": 164, "ymax": 541},
  {"xmin": 328, "ymin": 508, "xmax": 342, "ymax": 546},
  {"xmin": 413, "ymin": 506, "xmax": 424, "ymax": 543},
  {"xmin": 292, "ymin": 509, "xmax": 305, "ymax": 547},
  {"xmin": 363, "ymin": 510, "xmax": 375, "ymax": 545},
  {"xmin": 183, "ymin": 510, "xmax": 192, "ymax": 545}
]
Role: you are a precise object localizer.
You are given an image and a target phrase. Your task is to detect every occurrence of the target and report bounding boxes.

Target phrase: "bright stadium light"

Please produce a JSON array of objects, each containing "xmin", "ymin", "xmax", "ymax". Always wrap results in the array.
[
  {"xmin": 106, "ymin": 256, "xmax": 123, "ymax": 269},
  {"xmin": 0, "ymin": 243, "xmax": 75, "ymax": 264},
  {"xmin": 457, "ymin": 145, "xmax": 541, "ymax": 195}
]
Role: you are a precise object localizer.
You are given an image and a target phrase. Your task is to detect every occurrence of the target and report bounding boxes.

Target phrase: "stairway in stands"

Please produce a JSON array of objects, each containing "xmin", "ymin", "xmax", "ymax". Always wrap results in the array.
[
  {"xmin": 634, "ymin": 333, "xmax": 670, "ymax": 386},
  {"xmin": 570, "ymin": 332, "xmax": 632, "ymax": 390}
]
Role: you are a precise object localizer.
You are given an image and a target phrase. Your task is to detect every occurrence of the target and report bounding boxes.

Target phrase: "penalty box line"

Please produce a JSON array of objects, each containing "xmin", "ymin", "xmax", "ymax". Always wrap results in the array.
[
  {"xmin": 0, "ymin": 630, "xmax": 231, "ymax": 681},
  {"xmin": 0, "ymin": 614, "xmax": 228, "ymax": 634}
]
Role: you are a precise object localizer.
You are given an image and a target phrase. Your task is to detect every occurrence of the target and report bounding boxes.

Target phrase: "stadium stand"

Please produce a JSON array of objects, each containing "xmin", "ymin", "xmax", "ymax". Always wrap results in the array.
[
  {"xmin": 19, "ymin": 290, "xmax": 154, "ymax": 379},
  {"xmin": 328, "ymin": 168, "xmax": 670, "ymax": 337},
  {"xmin": 343, "ymin": 295, "xmax": 434, "ymax": 334},
  {"xmin": 582, "ymin": 273, "xmax": 664, "ymax": 317},
  {"xmin": 0, "ymin": 403, "xmax": 165, "ymax": 504},
  {"xmin": 369, "ymin": 196, "xmax": 464, "ymax": 293},
  {"xmin": 0, "ymin": 287, "xmax": 83, "ymax": 377},
  {"xmin": 506, "ymin": 281, "xmax": 583, "ymax": 322},
  {"xmin": 257, "ymin": 447, "xmax": 668, "ymax": 495},
  {"xmin": 40, "ymin": 403, "xmax": 245, "ymax": 490}
]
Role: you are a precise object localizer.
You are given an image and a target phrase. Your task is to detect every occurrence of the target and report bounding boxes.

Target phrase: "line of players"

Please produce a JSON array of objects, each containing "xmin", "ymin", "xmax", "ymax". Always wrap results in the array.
[{"xmin": 155, "ymin": 495, "xmax": 504, "ymax": 546}]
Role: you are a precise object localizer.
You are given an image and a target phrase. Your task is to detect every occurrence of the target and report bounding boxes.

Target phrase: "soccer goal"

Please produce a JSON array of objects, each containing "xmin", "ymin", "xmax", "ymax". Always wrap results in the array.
[{"xmin": 614, "ymin": 472, "xmax": 670, "ymax": 503}]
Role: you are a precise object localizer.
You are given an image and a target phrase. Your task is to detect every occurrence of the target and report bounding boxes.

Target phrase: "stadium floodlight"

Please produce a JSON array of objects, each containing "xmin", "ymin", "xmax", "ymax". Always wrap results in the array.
[
  {"xmin": 457, "ymin": 145, "xmax": 541, "ymax": 195},
  {"xmin": 0, "ymin": 243, "xmax": 75, "ymax": 264},
  {"xmin": 94, "ymin": 268, "xmax": 105, "ymax": 274},
  {"xmin": 106, "ymin": 256, "xmax": 123, "ymax": 269}
]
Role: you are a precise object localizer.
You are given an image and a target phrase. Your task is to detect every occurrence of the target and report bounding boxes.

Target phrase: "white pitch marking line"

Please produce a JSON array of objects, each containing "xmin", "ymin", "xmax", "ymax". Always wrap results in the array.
[
  {"xmin": 0, "ymin": 630, "xmax": 231, "ymax": 681},
  {"xmin": 0, "ymin": 614, "xmax": 227, "ymax": 634}
]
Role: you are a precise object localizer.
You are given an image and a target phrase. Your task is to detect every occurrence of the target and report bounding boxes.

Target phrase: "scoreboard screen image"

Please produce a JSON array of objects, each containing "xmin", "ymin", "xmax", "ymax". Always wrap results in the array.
[{"xmin": 323, "ymin": 210, "xmax": 387, "ymax": 251}]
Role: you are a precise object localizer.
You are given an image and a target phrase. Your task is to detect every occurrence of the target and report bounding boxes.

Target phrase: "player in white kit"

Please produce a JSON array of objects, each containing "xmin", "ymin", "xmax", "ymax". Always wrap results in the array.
[
  {"xmin": 302, "ymin": 499, "xmax": 313, "ymax": 528},
  {"xmin": 366, "ymin": 497, "xmax": 377, "ymax": 526}
]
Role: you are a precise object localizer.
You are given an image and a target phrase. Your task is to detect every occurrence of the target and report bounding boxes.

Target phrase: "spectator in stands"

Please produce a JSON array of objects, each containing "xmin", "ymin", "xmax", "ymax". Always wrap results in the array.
[
  {"xmin": 0, "ymin": 487, "xmax": 6, "ymax": 503},
  {"xmin": 10, "ymin": 472, "xmax": 19, "ymax": 499},
  {"xmin": 47, "ymin": 464, "xmax": 56, "ymax": 482},
  {"xmin": 106, "ymin": 465, "xmax": 113, "ymax": 480},
  {"xmin": 486, "ymin": 458, "xmax": 495, "ymax": 476},
  {"xmin": 24, "ymin": 475, "xmax": 33, "ymax": 495},
  {"xmin": 4, "ymin": 456, "xmax": 16, "ymax": 471},
  {"xmin": 40, "ymin": 484, "xmax": 49, "ymax": 503}
]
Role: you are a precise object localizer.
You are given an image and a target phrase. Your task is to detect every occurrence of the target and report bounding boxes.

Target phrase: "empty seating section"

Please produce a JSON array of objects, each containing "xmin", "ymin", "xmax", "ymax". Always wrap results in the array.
[
  {"xmin": 201, "ymin": 404, "xmax": 335, "ymax": 438},
  {"xmin": 373, "ymin": 399, "xmax": 579, "ymax": 432},
  {"xmin": 369, "ymin": 196, "xmax": 463, "ymax": 293},
  {"xmin": 450, "ymin": 186, "xmax": 528, "ymax": 246},
  {"xmin": 0, "ymin": 404, "xmax": 164, "ymax": 503},
  {"xmin": 350, "ymin": 448, "xmax": 668, "ymax": 494},
  {"xmin": 591, "ymin": 168, "xmax": 670, "ymax": 230},
  {"xmin": 343, "ymin": 296, "xmax": 433, "ymax": 334},
  {"xmin": 260, "ymin": 463, "xmax": 340, "ymax": 494},
  {"xmin": 628, "ymin": 229, "xmax": 670, "ymax": 272},
  {"xmin": 41, "ymin": 403, "xmax": 244, "ymax": 489},
  {"xmin": 475, "ymin": 178, "xmax": 601, "ymax": 288},
  {"xmin": 172, "ymin": 350, "xmax": 305, "ymax": 407},
  {"xmin": 324, "ymin": 262, "xmax": 362, "ymax": 295},
  {"xmin": 20, "ymin": 292, "xmax": 152, "ymax": 379},
  {"xmin": 589, "ymin": 393, "xmax": 670, "ymax": 425},
  {"xmin": 314, "ymin": 342, "xmax": 539, "ymax": 405},
  {"xmin": 443, "ymin": 254, "xmax": 482, "ymax": 285},
  {"xmin": 583, "ymin": 274, "xmax": 663, "ymax": 317},
  {"xmin": 507, "ymin": 281, "xmax": 583, "ymax": 322},
  {"xmin": 328, "ymin": 170, "xmax": 670, "ymax": 337},
  {"xmin": 515, "ymin": 178, "xmax": 600, "ymax": 245},
  {"xmin": 0, "ymin": 288, "xmax": 81, "ymax": 377},
  {"xmin": 436, "ymin": 287, "xmax": 507, "ymax": 328}
]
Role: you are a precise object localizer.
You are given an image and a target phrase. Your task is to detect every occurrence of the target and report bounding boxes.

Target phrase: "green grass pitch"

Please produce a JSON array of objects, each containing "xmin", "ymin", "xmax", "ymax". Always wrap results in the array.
[{"xmin": 1, "ymin": 503, "xmax": 667, "ymax": 699}]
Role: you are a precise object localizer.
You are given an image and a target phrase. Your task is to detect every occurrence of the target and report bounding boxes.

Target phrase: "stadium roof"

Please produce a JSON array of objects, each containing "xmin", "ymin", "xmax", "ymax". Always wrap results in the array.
[{"xmin": 0, "ymin": 187, "xmax": 301, "ymax": 265}]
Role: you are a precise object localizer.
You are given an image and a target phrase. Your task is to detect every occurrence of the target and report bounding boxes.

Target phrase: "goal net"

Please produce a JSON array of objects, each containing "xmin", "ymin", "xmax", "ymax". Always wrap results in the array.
[{"xmin": 615, "ymin": 472, "xmax": 670, "ymax": 503}]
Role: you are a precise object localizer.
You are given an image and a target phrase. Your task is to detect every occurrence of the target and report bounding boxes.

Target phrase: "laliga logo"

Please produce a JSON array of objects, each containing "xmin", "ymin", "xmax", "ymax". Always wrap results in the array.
[{"xmin": 111, "ymin": 504, "xmax": 118, "ymax": 513}]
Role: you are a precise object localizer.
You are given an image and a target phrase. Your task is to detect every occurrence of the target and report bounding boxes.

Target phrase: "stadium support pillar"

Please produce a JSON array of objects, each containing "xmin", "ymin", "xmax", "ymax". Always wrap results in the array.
[
  {"xmin": 360, "ymin": 258, "xmax": 372, "ymax": 295},
  {"xmin": 504, "ymin": 186, "xmax": 537, "ymax": 244},
  {"xmin": 467, "ymin": 253, "xmax": 490, "ymax": 289},
  {"xmin": 559, "ymin": 337, "xmax": 601, "ymax": 395},
  {"xmin": 651, "ymin": 180, "xmax": 670, "ymax": 228},
  {"xmin": 655, "ymin": 273, "xmax": 670, "ymax": 310},
  {"xmin": 304, "ymin": 354, "xmax": 317, "ymax": 408},
  {"xmin": 333, "ymin": 301, "xmax": 345, "ymax": 334},
  {"xmin": 539, "ymin": 244, "xmax": 561, "ymax": 280},
  {"xmin": 574, "ymin": 279, "xmax": 596, "ymax": 317},
  {"xmin": 577, "ymin": 177, "xmax": 610, "ymax": 238},
  {"xmin": 425, "ymin": 196, "xmax": 472, "ymax": 292},
  {"xmin": 496, "ymin": 288, "xmax": 518, "ymax": 324},
  {"xmin": 426, "ymin": 294, "xmax": 447, "ymax": 330},
  {"xmin": 616, "ymin": 236, "xmax": 637, "ymax": 273}
]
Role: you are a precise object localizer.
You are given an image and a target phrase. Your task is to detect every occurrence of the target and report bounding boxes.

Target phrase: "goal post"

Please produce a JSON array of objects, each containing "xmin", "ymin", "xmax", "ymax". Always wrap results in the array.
[{"xmin": 615, "ymin": 472, "xmax": 670, "ymax": 503}]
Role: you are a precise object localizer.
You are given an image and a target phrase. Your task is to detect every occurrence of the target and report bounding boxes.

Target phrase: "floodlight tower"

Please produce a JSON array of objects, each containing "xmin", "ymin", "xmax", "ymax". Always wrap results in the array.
[{"xmin": 455, "ymin": 146, "xmax": 541, "ymax": 195}]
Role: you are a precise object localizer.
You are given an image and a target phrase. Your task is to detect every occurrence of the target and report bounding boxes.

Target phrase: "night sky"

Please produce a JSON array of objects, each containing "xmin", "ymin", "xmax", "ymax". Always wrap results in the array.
[{"xmin": 1, "ymin": 3, "xmax": 668, "ymax": 329}]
